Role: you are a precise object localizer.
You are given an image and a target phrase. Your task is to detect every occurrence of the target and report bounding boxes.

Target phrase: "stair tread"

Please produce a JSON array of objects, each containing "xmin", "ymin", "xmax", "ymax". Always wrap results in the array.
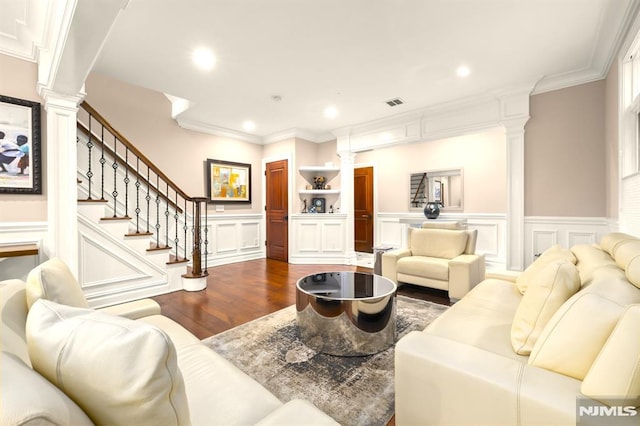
[
  {"xmin": 147, "ymin": 245, "xmax": 172, "ymax": 252},
  {"xmin": 101, "ymin": 216, "xmax": 132, "ymax": 221},
  {"xmin": 78, "ymin": 198, "xmax": 108, "ymax": 203},
  {"xmin": 125, "ymin": 231, "xmax": 154, "ymax": 237}
]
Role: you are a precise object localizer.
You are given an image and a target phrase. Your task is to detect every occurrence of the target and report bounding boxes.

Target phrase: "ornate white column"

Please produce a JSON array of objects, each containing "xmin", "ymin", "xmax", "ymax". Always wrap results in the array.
[
  {"xmin": 338, "ymin": 147, "xmax": 357, "ymax": 265},
  {"xmin": 503, "ymin": 118, "xmax": 528, "ymax": 271},
  {"xmin": 42, "ymin": 91, "xmax": 84, "ymax": 276}
]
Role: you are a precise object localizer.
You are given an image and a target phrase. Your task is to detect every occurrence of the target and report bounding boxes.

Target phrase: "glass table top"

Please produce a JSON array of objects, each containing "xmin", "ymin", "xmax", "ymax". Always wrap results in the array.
[{"xmin": 296, "ymin": 271, "xmax": 396, "ymax": 300}]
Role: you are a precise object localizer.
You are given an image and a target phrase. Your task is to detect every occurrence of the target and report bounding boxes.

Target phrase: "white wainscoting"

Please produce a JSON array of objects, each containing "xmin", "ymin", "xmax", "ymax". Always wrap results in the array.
[
  {"xmin": 524, "ymin": 216, "xmax": 612, "ymax": 268},
  {"xmin": 206, "ymin": 214, "xmax": 265, "ymax": 266},
  {"xmin": 0, "ymin": 221, "xmax": 47, "ymax": 281},
  {"xmin": 289, "ymin": 213, "xmax": 349, "ymax": 264},
  {"xmin": 376, "ymin": 213, "xmax": 508, "ymax": 270}
]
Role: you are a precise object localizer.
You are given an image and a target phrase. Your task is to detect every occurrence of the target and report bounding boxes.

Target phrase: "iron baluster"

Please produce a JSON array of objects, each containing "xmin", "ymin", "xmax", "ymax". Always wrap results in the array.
[
  {"xmin": 124, "ymin": 148, "xmax": 130, "ymax": 217},
  {"xmin": 111, "ymin": 135, "xmax": 119, "ymax": 217},
  {"xmin": 145, "ymin": 166, "xmax": 151, "ymax": 233},
  {"xmin": 183, "ymin": 198, "xmax": 188, "ymax": 261},
  {"xmin": 174, "ymin": 191, "xmax": 180, "ymax": 260},
  {"xmin": 135, "ymin": 157, "xmax": 141, "ymax": 233},
  {"xmin": 86, "ymin": 116, "xmax": 93, "ymax": 199},
  {"xmin": 164, "ymin": 182, "xmax": 170, "ymax": 248},
  {"xmin": 100, "ymin": 127, "xmax": 106, "ymax": 200},
  {"xmin": 155, "ymin": 174, "xmax": 161, "ymax": 248}
]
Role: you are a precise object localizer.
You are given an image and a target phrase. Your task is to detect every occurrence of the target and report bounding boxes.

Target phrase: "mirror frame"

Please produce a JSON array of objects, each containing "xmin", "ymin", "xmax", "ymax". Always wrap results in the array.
[{"xmin": 409, "ymin": 168, "xmax": 464, "ymax": 212}]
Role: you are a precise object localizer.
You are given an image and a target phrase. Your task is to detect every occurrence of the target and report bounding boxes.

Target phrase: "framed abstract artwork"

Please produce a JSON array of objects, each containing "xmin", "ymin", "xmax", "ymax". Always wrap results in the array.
[
  {"xmin": 0, "ymin": 95, "xmax": 42, "ymax": 194},
  {"xmin": 206, "ymin": 159, "xmax": 251, "ymax": 204}
]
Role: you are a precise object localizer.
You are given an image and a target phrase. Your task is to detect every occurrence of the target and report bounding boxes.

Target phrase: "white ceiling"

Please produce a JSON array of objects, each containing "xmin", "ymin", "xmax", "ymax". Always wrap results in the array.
[{"xmin": 2, "ymin": 0, "xmax": 638, "ymax": 143}]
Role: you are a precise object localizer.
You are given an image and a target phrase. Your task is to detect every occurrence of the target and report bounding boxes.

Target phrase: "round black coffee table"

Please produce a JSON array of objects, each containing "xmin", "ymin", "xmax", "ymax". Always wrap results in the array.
[{"xmin": 295, "ymin": 271, "xmax": 397, "ymax": 356}]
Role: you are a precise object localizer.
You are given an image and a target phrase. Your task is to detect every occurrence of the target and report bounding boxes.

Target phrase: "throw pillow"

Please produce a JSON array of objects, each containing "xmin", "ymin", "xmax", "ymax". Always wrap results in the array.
[
  {"xmin": 581, "ymin": 304, "xmax": 640, "ymax": 405},
  {"xmin": 510, "ymin": 261, "xmax": 580, "ymax": 355},
  {"xmin": 1, "ymin": 351, "xmax": 93, "ymax": 426},
  {"xmin": 26, "ymin": 258, "xmax": 89, "ymax": 309},
  {"xmin": 26, "ymin": 299, "xmax": 191, "ymax": 425},
  {"xmin": 528, "ymin": 292, "xmax": 625, "ymax": 380},
  {"xmin": 516, "ymin": 245, "xmax": 576, "ymax": 294}
]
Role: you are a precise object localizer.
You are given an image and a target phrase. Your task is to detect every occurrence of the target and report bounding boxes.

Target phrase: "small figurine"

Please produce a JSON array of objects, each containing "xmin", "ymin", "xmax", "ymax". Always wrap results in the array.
[
  {"xmin": 302, "ymin": 199, "xmax": 308, "ymax": 213},
  {"xmin": 329, "ymin": 205, "xmax": 334, "ymax": 213},
  {"xmin": 313, "ymin": 175, "xmax": 326, "ymax": 190}
]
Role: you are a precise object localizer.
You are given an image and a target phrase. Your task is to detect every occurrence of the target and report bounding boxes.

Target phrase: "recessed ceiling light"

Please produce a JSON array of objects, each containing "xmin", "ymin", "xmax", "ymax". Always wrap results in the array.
[
  {"xmin": 192, "ymin": 47, "xmax": 215, "ymax": 71},
  {"xmin": 324, "ymin": 106, "xmax": 338, "ymax": 119},
  {"xmin": 456, "ymin": 65, "xmax": 471, "ymax": 78},
  {"xmin": 242, "ymin": 120, "xmax": 256, "ymax": 132}
]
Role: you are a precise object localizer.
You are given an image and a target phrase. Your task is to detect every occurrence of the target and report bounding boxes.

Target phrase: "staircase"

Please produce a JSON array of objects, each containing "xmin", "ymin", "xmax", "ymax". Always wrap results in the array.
[{"xmin": 75, "ymin": 102, "xmax": 209, "ymax": 307}]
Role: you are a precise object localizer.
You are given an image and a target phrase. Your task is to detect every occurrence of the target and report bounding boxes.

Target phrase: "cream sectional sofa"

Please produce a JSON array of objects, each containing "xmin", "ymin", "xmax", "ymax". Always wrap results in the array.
[
  {"xmin": 1, "ymin": 258, "xmax": 338, "ymax": 425},
  {"xmin": 395, "ymin": 232, "xmax": 640, "ymax": 425}
]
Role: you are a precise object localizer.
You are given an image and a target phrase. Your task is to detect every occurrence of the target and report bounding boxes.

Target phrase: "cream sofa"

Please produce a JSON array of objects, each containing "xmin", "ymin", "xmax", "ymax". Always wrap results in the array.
[
  {"xmin": 382, "ymin": 227, "xmax": 485, "ymax": 301},
  {"xmin": 1, "ymin": 258, "xmax": 338, "ymax": 426},
  {"xmin": 395, "ymin": 232, "xmax": 640, "ymax": 425}
]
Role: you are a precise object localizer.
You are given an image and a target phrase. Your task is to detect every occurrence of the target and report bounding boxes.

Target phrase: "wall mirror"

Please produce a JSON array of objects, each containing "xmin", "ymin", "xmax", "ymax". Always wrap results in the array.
[{"xmin": 409, "ymin": 168, "xmax": 463, "ymax": 211}]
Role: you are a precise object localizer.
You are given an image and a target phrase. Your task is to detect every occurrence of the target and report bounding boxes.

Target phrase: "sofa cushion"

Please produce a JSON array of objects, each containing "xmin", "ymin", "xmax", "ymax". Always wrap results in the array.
[
  {"xmin": 425, "ymin": 278, "xmax": 525, "ymax": 360},
  {"xmin": 397, "ymin": 256, "xmax": 450, "ymax": 281},
  {"xmin": 26, "ymin": 300, "xmax": 191, "ymax": 426},
  {"xmin": 516, "ymin": 245, "xmax": 576, "ymax": 294},
  {"xmin": 26, "ymin": 258, "xmax": 89, "ymax": 309},
  {"xmin": 581, "ymin": 304, "xmax": 640, "ymax": 406},
  {"xmin": 600, "ymin": 232, "xmax": 638, "ymax": 257},
  {"xmin": 510, "ymin": 261, "xmax": 580, "ymax": 355},
  {"xmin": 0, "ymin": 279, "xmax": 30, "ymax": 365},
  {"xmin": 528, "ymin": 292, "xmax": 625, "ymax": 380},
  {"xmin": 611, "ymin": 240, "xmax": 640, "ymax": 288},
  {"xmin": 410, "ymin": 228, "xmax": 468, "ymax": 259},
  {"xmin": 1, "ymin": 351, "xmax": 94, "ymax": 426},
  {"xmin": 570, "ymin": 244, "xmax": 618, "ymax": 285}
]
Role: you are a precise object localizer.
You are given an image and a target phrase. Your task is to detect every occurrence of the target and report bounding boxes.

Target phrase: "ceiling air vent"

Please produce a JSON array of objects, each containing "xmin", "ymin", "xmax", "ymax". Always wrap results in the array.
[{"xmin": 385, "ymin": 98, "xmax": 404, "ymax": 107}]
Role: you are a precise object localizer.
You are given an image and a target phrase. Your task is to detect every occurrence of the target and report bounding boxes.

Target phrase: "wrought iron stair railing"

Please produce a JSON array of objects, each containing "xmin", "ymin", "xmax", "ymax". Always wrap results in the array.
[{"xmin": 77, "ymin": 101, "xmax": 208, "ymax": 279}]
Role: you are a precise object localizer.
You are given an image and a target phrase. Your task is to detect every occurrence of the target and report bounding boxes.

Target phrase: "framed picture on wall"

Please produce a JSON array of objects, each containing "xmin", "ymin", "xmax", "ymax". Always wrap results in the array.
[
  {"xmin": 0, "ymin": 95, "xmax": 42, "ymax": 194},
  {"xmin": 206, "ymin": 159, "xmax": 251, "ymax": 203}
]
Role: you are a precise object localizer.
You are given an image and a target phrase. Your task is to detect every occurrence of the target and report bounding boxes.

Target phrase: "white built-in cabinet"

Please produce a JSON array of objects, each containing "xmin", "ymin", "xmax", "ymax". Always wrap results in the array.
[{"xmin": 290, "ymin": 165, "xmax": 348, "ymax": 264}]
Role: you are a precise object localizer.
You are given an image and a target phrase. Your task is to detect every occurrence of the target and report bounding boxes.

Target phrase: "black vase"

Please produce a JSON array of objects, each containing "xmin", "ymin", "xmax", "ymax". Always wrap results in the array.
[{"xmin": 423, "ymin": 202, "xmax": 441, "ymax": 219}]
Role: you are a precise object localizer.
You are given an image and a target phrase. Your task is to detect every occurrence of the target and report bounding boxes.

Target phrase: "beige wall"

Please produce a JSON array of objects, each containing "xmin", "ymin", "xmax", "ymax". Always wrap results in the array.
[
  {"xmin": 525, "ymin": 80, "xmax": 606, "ymax": 217},
  {"xmin": 0, "ymin": 54, "xmax": 47, "ymax": 222},
  {"xmin": 355, "ymin": 128, "xmax": 507, "ymax": 213},
  {"xmin": 605, "ymin": 61, "xmax": 619, "ymax": 218},
  {"xmin": 85, "ymin": 72, "xmax": 264, "ymax": 214}
]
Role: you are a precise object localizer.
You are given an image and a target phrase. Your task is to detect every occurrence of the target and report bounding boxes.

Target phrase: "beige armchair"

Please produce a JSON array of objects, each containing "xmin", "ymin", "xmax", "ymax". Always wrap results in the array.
[{"xmin": 381, "ymin": 227, "xmax": 485, "ymax": 301}]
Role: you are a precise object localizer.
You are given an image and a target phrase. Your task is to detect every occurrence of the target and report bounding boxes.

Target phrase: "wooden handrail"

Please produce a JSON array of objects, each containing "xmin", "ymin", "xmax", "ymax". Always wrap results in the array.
[
  {"xmin": 80, "ymin": 101, "xmax": 191, "ymax": 201},
  {"xmin": 76, "ymin": 122, "xmax": 183, "ymax": 214}
]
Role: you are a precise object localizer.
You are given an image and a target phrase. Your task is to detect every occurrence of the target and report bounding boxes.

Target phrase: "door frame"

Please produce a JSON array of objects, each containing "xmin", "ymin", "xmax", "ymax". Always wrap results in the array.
[
  {"xmin": 354, "ymin": 161, "xmax": 377, "ymax": 250},
  {"xmin": 262, "ymin": 153, "xmax": 293, "ymax": 259}
]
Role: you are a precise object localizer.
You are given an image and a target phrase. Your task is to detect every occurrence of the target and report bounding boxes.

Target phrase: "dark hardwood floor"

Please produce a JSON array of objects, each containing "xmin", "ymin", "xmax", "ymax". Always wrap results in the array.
[
  {"xmin": 152, "ymin": 258, "xmax": 450, "ymax": 339},
  {"xmin": 152, "ymin": 259, "xmax": 451, "ymax": 426}
]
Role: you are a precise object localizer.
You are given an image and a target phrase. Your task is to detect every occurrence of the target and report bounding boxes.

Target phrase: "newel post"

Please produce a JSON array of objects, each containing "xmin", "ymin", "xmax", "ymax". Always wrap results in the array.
[{"xmin": 182, "ymin": 197, "xmax": 209, "ymax": 291}]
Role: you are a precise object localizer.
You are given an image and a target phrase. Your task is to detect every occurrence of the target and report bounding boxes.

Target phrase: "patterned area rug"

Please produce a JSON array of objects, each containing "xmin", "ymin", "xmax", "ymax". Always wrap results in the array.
[{"xmin": 202, "ymin": 295, "xmax": 448, "ymax": 426}]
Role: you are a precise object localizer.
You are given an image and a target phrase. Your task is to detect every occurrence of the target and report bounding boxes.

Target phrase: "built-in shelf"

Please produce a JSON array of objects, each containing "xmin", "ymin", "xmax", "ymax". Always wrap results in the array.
[
  {"xmin": 298, "ymin": 166, "xmax": 340, "ymax": 173},
  {"xmin": 299, "ymin": 189, "xmax": 340, "ymax": 195}
]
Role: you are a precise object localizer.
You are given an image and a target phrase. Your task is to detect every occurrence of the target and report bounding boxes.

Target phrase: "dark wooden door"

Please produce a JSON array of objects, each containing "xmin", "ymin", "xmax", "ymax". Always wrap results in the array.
[
  {"xmin": 354, "ymin": 166, "xmax": 374, "ymax": 253},
  {"xmin": 266, "ymin": 159, "xmax": 288, "ymax": 261}
]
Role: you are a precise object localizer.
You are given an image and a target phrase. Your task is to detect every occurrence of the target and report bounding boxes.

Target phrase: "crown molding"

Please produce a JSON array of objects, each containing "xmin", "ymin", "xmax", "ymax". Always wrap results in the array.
[
  {"xmin": 177, "ymin": 118, "xmax": 263, "ymax": 144},
  {"xmin": 262, "ymin": 128, "xmax": 334, "ymax": 144}
]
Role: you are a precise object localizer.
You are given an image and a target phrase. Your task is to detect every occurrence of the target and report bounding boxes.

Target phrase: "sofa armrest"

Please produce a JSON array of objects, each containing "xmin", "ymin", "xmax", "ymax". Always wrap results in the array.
[
  {"xmin": 395, "ymin": 332, "xmax": 580, "ymax": 426},
  {"xmin": 448, "ymin": 254, "xmax": 486, "ymax": 300},
  {"xmin": 97, "ymin": 299, "xmax": 161, "ymax": 319},
  {"xmin": 381, "ymin": 248, "xmax": 412, "ymax": 284}
]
